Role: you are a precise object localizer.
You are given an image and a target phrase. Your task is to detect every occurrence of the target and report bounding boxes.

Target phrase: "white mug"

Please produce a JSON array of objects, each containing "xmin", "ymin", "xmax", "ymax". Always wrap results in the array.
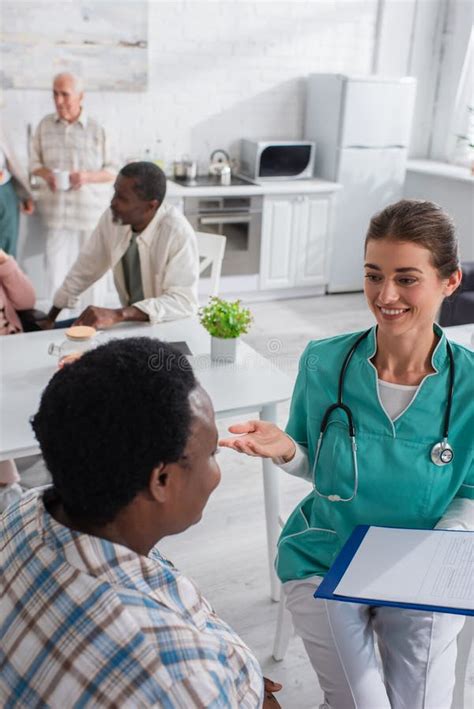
[{"xmin": 53, "ymin": 169, "xmax": 70, "ymax": 191}]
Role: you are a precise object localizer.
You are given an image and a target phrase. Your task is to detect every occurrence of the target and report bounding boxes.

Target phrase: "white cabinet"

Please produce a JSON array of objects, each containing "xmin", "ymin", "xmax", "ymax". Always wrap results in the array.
[{"xmin": 260, "ymin": 193, "xmax": 331, "ymax": 290}]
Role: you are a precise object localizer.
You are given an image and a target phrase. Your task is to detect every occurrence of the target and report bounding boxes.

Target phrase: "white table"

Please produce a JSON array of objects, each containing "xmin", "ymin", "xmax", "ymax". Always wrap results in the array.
[{"xmin": 0, "ymin": 318, "xmax": 293, "ymax": 601}]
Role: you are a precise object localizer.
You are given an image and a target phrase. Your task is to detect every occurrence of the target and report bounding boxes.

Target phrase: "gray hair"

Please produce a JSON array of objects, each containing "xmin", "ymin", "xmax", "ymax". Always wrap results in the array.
[{"xmin": 53, "ymin": 73, "xmax": 85, "ymax": 94}]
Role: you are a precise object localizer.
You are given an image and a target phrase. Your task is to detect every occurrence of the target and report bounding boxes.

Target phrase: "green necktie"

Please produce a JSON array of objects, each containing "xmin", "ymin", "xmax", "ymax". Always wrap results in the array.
[{"xmin": 121, "ymin": 232, "xmax": 145, "ymax": 305}]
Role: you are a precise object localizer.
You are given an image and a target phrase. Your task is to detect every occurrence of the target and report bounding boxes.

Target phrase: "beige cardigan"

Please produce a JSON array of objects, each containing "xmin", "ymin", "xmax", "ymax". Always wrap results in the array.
[{"xmin": 0, "ymin": 121, "xmax": 33, "ymax": 201}]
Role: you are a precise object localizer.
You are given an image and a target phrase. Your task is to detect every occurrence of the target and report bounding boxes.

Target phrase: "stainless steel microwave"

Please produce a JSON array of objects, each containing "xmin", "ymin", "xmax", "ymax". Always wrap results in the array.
[{"xmin": 240, "ymin": 139, "xmax": 315, "ymax": 180}]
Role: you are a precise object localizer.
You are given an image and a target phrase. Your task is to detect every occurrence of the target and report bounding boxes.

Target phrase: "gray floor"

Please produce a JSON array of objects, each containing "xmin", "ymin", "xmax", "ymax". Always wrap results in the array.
[{"xmin": 15, "ymin": 292, "xmax": 472, "ymax": 708}]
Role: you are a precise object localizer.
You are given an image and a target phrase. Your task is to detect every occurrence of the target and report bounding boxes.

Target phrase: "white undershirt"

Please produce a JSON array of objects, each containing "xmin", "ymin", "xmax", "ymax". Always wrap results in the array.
[{"xmin": 377, "ymin": 379, "xmax": 418, "ymax": 420}]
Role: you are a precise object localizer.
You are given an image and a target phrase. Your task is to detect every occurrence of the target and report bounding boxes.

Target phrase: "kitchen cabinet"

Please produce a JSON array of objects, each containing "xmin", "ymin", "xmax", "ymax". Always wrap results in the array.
[{"xmin": 260, "ymin": 193, "xmax": 331, "ymax": 290}]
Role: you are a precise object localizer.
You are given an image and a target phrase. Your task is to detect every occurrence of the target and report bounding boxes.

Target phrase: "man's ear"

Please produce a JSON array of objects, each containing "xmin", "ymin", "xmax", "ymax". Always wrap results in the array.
[
  {"xmin": 149, "ymin": 463, "xmax": 170, "ymax": 503},
  {"xmin": 149, "ymin": 199, "xmax": 160, "ymax": 212}
]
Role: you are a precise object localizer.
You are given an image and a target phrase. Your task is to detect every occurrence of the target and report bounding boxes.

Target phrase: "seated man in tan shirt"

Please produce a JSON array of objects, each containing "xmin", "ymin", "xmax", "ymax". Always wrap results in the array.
[{"xmin": 42, "ymin": 161, "xmax": 199, "ymax": 330}]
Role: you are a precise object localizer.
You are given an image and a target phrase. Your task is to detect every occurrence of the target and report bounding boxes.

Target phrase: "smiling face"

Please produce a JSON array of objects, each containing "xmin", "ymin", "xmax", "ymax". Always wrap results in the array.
[{"xmin": 364, "ymin": 238, "xmax": 461, "ymax": 336}]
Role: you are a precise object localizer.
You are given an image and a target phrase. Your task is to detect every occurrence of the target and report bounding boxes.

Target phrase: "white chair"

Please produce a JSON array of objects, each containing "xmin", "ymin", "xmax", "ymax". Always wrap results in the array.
[
  {"xmin": 196, "ymin": 232, "xmax": 226, "ymax": 298},
  {"xmin": 273, "ymin": 510, "xmax": 294, "ymax": 661}
]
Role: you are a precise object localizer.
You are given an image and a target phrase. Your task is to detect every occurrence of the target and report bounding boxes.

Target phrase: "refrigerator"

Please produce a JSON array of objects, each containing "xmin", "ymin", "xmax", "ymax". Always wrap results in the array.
[{"xmin": 304, "ymin": 74, "xmax": 417, "ymax": 293}]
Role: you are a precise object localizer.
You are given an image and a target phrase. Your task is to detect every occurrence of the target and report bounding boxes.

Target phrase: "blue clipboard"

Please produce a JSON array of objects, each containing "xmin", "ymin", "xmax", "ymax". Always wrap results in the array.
[{"xmin": 315, "ymin": 525, "xmax": 474, "ymax": 616}]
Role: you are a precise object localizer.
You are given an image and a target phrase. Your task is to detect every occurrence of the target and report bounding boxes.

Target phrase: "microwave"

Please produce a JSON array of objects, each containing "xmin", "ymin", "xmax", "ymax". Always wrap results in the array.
[{"xmin": 240, "ymin": 139, "xmax": 316, "ymax": 180}]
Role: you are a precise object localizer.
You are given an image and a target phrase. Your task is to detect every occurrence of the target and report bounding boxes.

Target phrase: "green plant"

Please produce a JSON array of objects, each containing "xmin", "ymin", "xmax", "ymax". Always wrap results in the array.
[{"xmin": 199, "ymin": 297, "xmax": 253, "ymax": 339}]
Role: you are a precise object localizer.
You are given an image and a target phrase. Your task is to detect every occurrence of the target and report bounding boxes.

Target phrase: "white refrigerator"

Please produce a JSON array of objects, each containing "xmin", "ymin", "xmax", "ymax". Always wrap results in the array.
[{"xmin": 305, "ymin": 74, "xmax": 416, "ymax": 293}]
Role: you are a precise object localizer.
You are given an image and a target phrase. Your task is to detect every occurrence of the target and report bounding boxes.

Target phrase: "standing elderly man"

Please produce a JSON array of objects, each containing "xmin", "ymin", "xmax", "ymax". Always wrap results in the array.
[{"xmin": 31, "ymin": 72, "xmax": 116, "ymax": 301}]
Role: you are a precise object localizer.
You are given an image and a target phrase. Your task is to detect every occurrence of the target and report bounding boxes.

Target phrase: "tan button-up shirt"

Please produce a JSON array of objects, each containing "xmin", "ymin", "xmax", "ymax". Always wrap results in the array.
[
  {"xmin": 53, "ymin": 201, "xmax": 199, "ymax": 324},
  {"xmin": 31, "ymin": 111, "xmax": 116, "ymax": 231}
]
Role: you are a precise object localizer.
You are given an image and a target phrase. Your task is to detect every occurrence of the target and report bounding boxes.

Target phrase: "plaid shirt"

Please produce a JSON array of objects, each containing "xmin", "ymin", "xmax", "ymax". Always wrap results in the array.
[
  {"xmin": 0, "ymin": 491, "xmax": 264, "ymax": 708},
  {"xmin": 31, "ymin": 111, "xmax": 117, "ymax": 231}
]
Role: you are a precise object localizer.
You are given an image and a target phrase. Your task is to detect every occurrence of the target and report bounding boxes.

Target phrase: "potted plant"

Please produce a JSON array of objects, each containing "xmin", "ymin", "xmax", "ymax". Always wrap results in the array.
[{"xmin": 199, "ymin": 296, "xmax": 253, "ymax": 362}]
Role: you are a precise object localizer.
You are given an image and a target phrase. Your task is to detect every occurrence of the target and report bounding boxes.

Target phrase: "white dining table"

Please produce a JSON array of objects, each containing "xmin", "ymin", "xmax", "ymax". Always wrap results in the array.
[
  {"xmin": 0, "ymin": 318, "xmax": 294, "ymax": 601},
  {"xmin": 2, "ymin": 321, "xmax": 471, "ymax": 600}
]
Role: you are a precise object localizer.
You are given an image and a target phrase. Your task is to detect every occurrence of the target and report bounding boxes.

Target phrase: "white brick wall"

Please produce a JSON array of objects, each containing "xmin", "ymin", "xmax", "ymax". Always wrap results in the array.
[{"xmin": 3, "ymin": 0, "xmax": 378, "ymax": 173}]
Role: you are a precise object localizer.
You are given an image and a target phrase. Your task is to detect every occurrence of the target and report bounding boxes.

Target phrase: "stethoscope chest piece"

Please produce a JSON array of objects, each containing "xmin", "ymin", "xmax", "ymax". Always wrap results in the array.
[{"xmin": 430, "ymin": 440, "xmax": 454, "ymax": 466}]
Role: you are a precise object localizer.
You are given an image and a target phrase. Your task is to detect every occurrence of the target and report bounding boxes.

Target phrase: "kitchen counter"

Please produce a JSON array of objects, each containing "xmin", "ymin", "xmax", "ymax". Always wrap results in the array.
[
  {"xmin": 407, "ymin": 159, "xmax": 473, "ymax": 184},
  {"xmin": 166, "ymin": 177, "xmax": 341, "ymax": 198}
]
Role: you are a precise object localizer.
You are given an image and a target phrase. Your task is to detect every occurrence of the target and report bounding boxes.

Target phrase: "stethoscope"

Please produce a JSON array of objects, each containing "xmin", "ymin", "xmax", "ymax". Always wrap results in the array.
[{"xmin": 312, "ymin": 328, "xmax": 455, "ymax": 503}]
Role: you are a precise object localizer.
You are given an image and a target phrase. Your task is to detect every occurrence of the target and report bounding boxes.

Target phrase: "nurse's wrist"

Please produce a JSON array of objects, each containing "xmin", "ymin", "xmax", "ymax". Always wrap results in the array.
[{"xmin": 281, "ymin": 437, "xmax": 297, "ymax": 463}]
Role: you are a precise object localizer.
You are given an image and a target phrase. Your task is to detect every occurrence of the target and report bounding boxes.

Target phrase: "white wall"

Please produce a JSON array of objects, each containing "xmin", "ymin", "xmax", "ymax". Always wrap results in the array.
[
  {"xmin": 4, "ymin": 0, "xmax": 455, "ymax": 172},
  {"xmin": 3, "ymin": 0, "xmax": 380, "ymax": 173}
]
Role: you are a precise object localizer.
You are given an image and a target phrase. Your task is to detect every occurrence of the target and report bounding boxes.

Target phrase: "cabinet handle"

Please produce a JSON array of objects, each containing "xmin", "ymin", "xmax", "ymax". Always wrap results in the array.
[{"xmin": 199, "ymin": 215, "xmax": 251, "ymax": 225}]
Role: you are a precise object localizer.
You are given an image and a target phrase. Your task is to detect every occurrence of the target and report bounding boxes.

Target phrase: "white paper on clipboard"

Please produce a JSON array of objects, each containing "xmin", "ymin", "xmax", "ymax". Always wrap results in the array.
[{"xmin": 334, "ymin": 527, "xmax": 474, "ymax": 611}]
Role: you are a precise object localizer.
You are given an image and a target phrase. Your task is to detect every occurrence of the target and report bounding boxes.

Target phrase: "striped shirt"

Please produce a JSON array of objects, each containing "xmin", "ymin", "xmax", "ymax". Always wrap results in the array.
[
  {"xmin": 0, "ymin": 491, "xmax": 264, "ymax": 708},
  {"xmin": 31, "ymin": 111, "xmax": 117, "ymax": 231}
]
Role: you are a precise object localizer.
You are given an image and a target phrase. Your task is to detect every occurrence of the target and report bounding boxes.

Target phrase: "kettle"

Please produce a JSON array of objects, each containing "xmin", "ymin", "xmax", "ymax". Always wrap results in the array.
[{"xmin": 209, "ymin": 149, "xmax": 231, "ymax": 185}]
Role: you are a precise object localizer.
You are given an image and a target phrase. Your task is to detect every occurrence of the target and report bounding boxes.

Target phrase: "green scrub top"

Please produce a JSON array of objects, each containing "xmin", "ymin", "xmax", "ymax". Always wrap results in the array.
[{"xmin": 276, "ymin": 326, "xmax": 474, "ymax": 584}]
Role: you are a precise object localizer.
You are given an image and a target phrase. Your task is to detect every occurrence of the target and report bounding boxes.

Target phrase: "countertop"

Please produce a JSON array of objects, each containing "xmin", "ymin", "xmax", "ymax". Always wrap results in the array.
[
  {"xmin": 407, "ymin": 159, "xmax": 474, "ymax": 184},
  {"xmin": 166, "ymin": 177, "xmax": 342, "ymax": 198}
]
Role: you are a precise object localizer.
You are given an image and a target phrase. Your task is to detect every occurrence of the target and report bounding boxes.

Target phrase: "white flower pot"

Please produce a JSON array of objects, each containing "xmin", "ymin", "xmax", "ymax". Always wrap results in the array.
[{"xmin": 211, "ymin": 336, "xmax": 238, "ymax": 362}]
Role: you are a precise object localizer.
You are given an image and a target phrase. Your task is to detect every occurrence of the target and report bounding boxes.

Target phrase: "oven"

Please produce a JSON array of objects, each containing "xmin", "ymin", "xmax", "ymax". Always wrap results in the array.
[{"xmin": 184, "ymin": 195, "xmax": 262, "ymax": 276}]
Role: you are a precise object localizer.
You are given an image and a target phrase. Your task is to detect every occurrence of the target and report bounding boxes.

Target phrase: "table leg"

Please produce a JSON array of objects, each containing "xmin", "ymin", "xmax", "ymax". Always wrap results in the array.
[{"xmin": 261, "ymin": 403, "xmax": 281, "ymax": 602}]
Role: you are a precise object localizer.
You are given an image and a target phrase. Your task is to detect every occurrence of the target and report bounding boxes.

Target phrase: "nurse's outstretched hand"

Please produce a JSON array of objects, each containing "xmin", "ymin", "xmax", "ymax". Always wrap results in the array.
[{"xmin": 219, "ymin": 420, "xmax": 296, "ymax": 460}]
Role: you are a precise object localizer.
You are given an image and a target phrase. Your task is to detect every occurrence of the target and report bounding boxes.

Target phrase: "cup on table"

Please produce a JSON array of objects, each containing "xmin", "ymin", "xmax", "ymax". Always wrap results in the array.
[{"xmin": 53, "ymin": 169, "xmax": 70, "ymax": 191}]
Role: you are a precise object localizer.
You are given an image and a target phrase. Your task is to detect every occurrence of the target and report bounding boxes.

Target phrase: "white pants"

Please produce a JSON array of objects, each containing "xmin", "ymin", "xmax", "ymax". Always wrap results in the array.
[
  {"xmin": 283, "ymin": 576, "xmax": 466, "ymax": 709},
  {"xmin": 45, "ymin": 228, "xmax": 107, "ymax": 310}
]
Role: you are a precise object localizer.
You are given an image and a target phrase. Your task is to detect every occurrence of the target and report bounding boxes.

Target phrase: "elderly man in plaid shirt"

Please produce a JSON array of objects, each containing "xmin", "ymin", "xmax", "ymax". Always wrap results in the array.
[
  {"xmin": 0, "ymin": 338, "xmax": 282, "ymax": 708},
  {"xmin": 31, "ymin": 73, "xmax": 116, "ymax": 305}
]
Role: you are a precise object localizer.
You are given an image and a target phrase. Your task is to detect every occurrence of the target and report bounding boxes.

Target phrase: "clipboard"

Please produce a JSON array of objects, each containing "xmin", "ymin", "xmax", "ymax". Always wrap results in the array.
[{"xmin": 315, "ymin": 525, "xmax": 474, "ymax": 616}]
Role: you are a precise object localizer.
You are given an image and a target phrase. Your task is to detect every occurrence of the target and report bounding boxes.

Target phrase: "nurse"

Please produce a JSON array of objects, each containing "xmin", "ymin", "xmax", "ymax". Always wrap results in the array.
[{"xmin": 220, "ymin": 199, "xmax": 474, "ymax": 709}]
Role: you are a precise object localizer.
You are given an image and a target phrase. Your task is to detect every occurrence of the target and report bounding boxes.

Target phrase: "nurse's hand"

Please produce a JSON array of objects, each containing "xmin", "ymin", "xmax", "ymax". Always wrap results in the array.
[{"xmin": 219, "ymin": 420, "xmax": 296, "ymax": 461}]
